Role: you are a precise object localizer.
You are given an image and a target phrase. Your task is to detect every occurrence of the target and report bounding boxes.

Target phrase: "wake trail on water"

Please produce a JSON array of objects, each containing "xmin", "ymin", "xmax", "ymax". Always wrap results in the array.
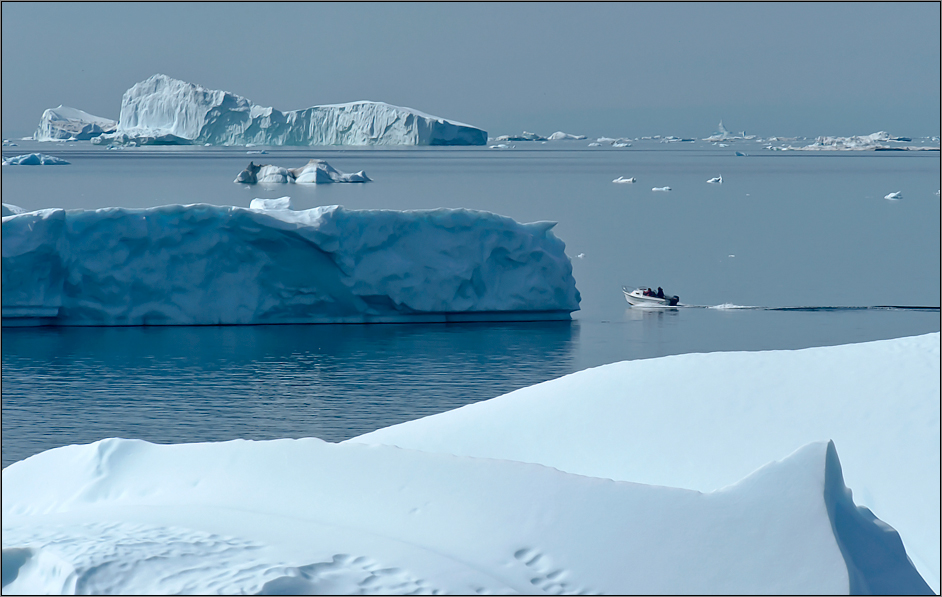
[{"xmin": 681, "ymin": 304, "xmax": 940, "ymax": 312}]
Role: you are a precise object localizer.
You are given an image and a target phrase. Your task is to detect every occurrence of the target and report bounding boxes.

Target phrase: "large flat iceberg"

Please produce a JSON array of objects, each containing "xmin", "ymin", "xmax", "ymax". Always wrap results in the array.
[
  {"xmin": 234, "ymin": 159, "xmax": 371, "ymax": 184},
  {"xmin": 2, "ymin": 336, "xmax": 936, "ymax": 593},
  {"xmin": 33, "ymin": 105, "xmax": 117, "ymax": 141},
  {"xmin": 1, "ymin": 204, "xmax": 580, "ymax": 325},
  {"xmin": 89, "ymin": 74, "xmax": 487, "ymax": 146}
]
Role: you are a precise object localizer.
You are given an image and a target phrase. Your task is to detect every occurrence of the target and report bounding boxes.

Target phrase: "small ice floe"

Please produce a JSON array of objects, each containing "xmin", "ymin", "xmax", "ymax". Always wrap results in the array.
[
  {"xmin": 884, "ymin": 191, "xmax": 903, "ymax": 201},
  {"xmin": 735, "ymin": 151, "xmax": 746, "ymax": 157},
  {"xmin": 587, "ymin": 142, "xmax": 602, "ymax": 147},
  {"xmin": 2, "ymin": 153, "xmax": 70, "ymax": 165},
  {"xmin": 707, "ymin": 176, "xmax": 723, "ymax": 184},
  {"xmin": 235, "ymin": 160, "xmax": 370, "ymax": 184},
  {"xmin": 612, "ymin": 141, "xmax": 631, "ymax": 148},
  {"xmin": 613, "ymin": 176, "xmax": 637, "ymax": 184},
  {"xmin": 576, "ymin": 253, "xmax": 585, "ymax": 259},
  {"xmin": 652, "ymin": 186, "xmax": 671, "ymax": 192},
  {"xmin": 247, "ymin": 150, "xmax": 267, "ymax": 155},
  {"xmin": 489, "ymin": 144, "xmax": 512, "ymax": 149},
  {"xmin": 250, "ymin": 196, "xmax": 293, "ymax": 210},
  {"xmin": 2, "ymin": 139, "xmax": 17, "ymax": 147}
]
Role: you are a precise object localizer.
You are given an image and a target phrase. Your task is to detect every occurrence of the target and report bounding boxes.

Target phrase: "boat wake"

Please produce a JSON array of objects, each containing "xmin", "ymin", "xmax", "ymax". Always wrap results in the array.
[{"xmin": 687, "ymin": 304, "xmax": 939, "ymax": 312}]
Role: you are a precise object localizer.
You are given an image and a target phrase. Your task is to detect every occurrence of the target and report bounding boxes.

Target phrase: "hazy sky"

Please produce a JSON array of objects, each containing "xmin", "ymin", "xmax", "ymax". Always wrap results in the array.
[{"xmin": 2, "ymin": 2, "xmax": 939, "ymax": 139}]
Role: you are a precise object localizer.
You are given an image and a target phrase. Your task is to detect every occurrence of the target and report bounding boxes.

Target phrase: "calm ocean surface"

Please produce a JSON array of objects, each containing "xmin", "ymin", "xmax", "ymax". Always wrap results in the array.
[{"xmin": 2, "ymin": 140, "xmax": 939, "ymax": 467}]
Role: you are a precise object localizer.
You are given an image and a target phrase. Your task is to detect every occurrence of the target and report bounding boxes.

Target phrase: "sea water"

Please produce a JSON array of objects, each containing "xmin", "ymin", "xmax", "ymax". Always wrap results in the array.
[{"xmin": 2, "ymin": 141, "xmax": 939, "ymax": 467}]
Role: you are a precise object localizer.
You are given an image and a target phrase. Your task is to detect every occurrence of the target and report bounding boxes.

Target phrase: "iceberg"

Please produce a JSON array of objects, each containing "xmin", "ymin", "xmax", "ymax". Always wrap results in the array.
[
  {"xmin": 771, "ymin": 132, "xmax": 940, "ymax": 152},
  {"xmin": 494, "ymin": 131, "xmax": 547, "ymax": 142},
  {"xmin": 2, "ymin": 203, "xmax": 26, "ymax": 216},
  {"xmin": 884, "ymin": 191, "xmax": 903, "ymax": 201},
  {"xmin": 652, "ymin": 186, "xmax": 671, "ymax": 192},
  {"xmin": 707, "ymin": 175, "xmax": 723, "ymax": 184},
  {"xmin": 1, "ymin": 204, "xmax": 580, "ymax": 326},
  {"xmin": 89, "ymin": 74, "xmax": 486, "ymax": 147},
  {"xmin": 546, "ymin": 131, "xmax": 587, "ymax": 140},
  {"xmin": 33, "ymin": 105, "xmax": 117, "ymax": 141},
  {"xmin": 1, "ymin": 153, "xmax": 70, "ymax": 166},
  {"xmin": 702, "ymin": 120, "xmax": 755, "ymax": 142},
  {"xmin": 612, "ymin": 176, "xmax": 636, "ymax": 183},
  {"xmin": 3, "ymin": 338, "xmax": 937, "ymax": 593},
  {"xmin": 355, "ymin": 333, "xmax": 941, "ymax": 592},
  {"xmin": 234, "ymin": 159, "xmax": 370, "ymax": 184}
]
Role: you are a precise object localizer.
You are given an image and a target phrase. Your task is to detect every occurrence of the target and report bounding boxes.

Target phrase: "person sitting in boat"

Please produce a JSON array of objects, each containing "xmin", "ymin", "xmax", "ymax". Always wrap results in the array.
[
  {"xmin": 657, "ymin": 287, "xmax": 665, "ymax": 298},
  {"xmin": 643, "ymin": 288, "xmax": 655, "ymax": 297}
]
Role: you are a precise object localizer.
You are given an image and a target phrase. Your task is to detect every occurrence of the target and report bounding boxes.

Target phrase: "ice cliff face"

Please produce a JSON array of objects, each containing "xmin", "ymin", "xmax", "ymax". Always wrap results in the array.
[
  {"xmin": 34, "ymin": 106, "xmax": 117, "ymax": 141},
  {"xmin": 1, "ymin": 204, "xmax": 580, "ymax": 325},
  {"xmin": 91, "ymin": 74, "xmax": 487, "ymax": 146}
]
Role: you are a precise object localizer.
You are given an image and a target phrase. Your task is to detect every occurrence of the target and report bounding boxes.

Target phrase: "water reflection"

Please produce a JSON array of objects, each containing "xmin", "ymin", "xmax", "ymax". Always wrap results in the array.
[{"xmin": 1, "ymin": 322, "xmax": 577, "ymax": 467}]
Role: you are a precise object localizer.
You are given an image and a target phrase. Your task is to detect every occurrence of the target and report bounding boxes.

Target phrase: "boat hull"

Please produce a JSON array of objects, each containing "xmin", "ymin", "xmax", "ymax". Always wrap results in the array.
[{"xmin": 623, "ymin": 289, "xmax": 680, "ymax": 307}]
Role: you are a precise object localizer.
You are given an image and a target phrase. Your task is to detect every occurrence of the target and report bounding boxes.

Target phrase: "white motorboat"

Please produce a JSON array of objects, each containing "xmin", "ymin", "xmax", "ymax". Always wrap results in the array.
[{"xmin": 623, "ymin": 286, "xmax": 680, "ymax": 307}]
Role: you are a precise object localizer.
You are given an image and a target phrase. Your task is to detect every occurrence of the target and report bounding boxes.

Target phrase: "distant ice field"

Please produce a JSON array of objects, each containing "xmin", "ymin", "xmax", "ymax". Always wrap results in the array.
[{"xmin": 2, "ymin": 140, "xmax": 939, "ymax": 466}]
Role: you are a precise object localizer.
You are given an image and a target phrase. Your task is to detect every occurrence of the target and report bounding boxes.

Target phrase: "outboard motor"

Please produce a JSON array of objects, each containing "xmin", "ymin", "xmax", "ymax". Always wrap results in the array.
[{"xmin": 669, "ymin": 295, "xmax": 680, "ymax": 306}]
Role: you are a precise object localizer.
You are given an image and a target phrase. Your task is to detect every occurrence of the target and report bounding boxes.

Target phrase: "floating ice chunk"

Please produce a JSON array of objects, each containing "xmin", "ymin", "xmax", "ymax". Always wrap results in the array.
[
  {"xmin": 2, "ymin": 203, "xmax": 27, "ymax": 217},
  {"xmin": 612, "ymin": 141, "xmax": 631, "ymax": 148},
  {"xmin": 249, "ymin": 197, "xmax": 293, "ymax": 210},
  {"xmin": 547, "ymin": 131, "xmax": 587, "ymax": 141},
  {"xmin": 1, "ymin": 204, "xmax": 580, "ymax": 325},
  {"xmin": 2, "ymin": 139, "xmax": 17, "ymax": 147},
  {"xmin": 884, "ymin": 191, "xmax": 903, "ymax": 201},
  {"xmin": 489, "ymin": 144, "xmax": 512, "ymax": 149},
  {"xmin": 234, "ymin": 160, "xmax": 370, "ymax": 184},
  {"xmin": 652, "ymin": 186, "xmax": 671, "ymax": 192},
  {"xmin": 735, "ymin": 151, "xmax": 746, "ymax": 157},
  {"xmin": 246, "ymin": 150, "xmax": 267, "ymax": 155},
  {"xmin": 495, "ymin": 131, "xmax": 546, "ymax": 142},
  {"xmin": 707, "ymin": 176, "xmax": 723, "ymax": 184},
  {"xmin": 89, "ymin": 74, "xmax": 486, "ymax": 147},
  {"xmin": 613, "ymin": 176, "xmax": 636, "ymax": 184},
  {"xmin": 1, "ymin": 153, "xmax": 70, "ymax": 166},
  {"xmin": 33, "ymin": 105, "xmax": 117, "ymax": 141},
  {"xmin": 587, "ymin": 142, "xmax": 602, "ymax": 147}
]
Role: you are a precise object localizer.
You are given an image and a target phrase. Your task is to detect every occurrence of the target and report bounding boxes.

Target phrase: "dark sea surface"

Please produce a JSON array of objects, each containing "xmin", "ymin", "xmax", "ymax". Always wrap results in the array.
[{"xmin": 3, "ymin": 140, "xmax": 939, "ymax": 467}]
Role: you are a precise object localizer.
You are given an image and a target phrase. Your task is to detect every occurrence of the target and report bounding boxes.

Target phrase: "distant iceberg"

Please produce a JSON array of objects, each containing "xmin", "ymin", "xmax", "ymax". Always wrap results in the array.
[
  {"xmin": 547, "ymin": 131, "xmax": 587, "ymax": 141},
  {"xmin": 88, "ymin": 74, "xmax": 486, "ymax": 147},
  {"xmin": 2, "ymin": 203, "xmax": 26, "ymax": 216},
  {"xmin": 652, "ymin": 186, "xmax": 671, "ymax": 192},
  {"xmin": 234, "ymin": 159, "xmax": 371, "ymax": 184},
  {"xmin": 612, "ymin": 176, "xmax": 636, "ymax": 184},
  {"xmin": 771, "ymin": 132, "xmax": 938, "ymax": 152},
  {"xmin": 702, "ymin": 120, "xmax": 755, "ymax": 142},
  {"xmin": 494, "ymin": 131, "xmax": 546, "ymax": 142},
  {"xmin": 33, "ymin": 105, "xmax": 117, "ymax": 141},
  {"xmin": 1, "ymin": 153, "xmax": 70, "ymax": 166},
  {"xmin": 884, "ymin": 191, "xmax": 903, "ymax": 201},
  {"xmin": 1, "ymin": 204, "xmax": 580, "ymax": 326},
  {"xmin": 707, "ymin": 175, "xmax": 722, "ymax": 184}
]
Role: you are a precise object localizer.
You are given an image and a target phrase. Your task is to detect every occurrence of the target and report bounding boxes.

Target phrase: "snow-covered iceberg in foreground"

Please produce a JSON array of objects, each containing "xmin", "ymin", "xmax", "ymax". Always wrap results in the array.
[
  {"xmin": 234, "ymin": 159, "xmax": 370, "ymax": 184},
  {"xmin": 1, "ymin": 204, "xmax": 579, "ymax": 325},
  {"xmin": 3, "ymin": 337, "xmax": 937, "ymax": 594},
  {"xmin": 356, "ymin": 332, "xmax": 941, "ymax": 593},
  {"xmin": 33, "ymin": 105, "xmax": 116, "ymax": 141},
  {"xmin": 89, "ymin": 74, "xmax": 486, "ymax": 146}
]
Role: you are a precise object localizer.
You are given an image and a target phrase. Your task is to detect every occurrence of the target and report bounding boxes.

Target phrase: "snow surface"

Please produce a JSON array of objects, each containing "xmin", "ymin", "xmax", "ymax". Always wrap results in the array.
[
  {"xmin": 33, "ymin": 105, "xmax": 116, "ymax": 141},
  {"xmin": 234, "ymin": 159, "xmax": 371, "ymax": 184},
  {"xmin": 1, "ymin": 153, "xmax": 70, "ymax": 166},
  {"xmin": 1, "ymin": 204, "xmax": 580, "ymax": 325},
  {"xmin": 2, "ymin": 338, "xmax": 936, "ymax": 594},
  {"xmin": 89, "ymin": 74, "xmax": 486, "ymax": 147},
  {"xmin": 354, "ymin": 333, "xmax": 941, "ymax": 593}
]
